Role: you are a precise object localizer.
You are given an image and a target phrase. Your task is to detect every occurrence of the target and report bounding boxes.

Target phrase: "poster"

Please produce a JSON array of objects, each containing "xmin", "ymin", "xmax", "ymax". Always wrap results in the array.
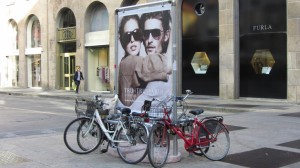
[{"xmin": 116, "ymin": 3, "xmax": 173, "ymax": 112}]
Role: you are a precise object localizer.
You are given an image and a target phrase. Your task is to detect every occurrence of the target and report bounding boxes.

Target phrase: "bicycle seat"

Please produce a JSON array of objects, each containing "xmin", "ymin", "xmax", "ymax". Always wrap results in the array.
[
  {"xmin": 131, "ymin": 111, "xmax": 143, "ymax": 117},
  {"xmin": 106, "ymin": 113, "xmax": 122, "ymax": 120},
  {"xmin": 116, "ymin": 107, "xmax": 131, "ymax": 115},
  {"xmin": 189, "ymin": 109, "xmax": 204, "ymax": 115},
  {"xmin": 176, "ymin": 97, "xmax": 184, "ymax": 101},
  {"xmin": 120, "ymin": 107, "xmax": 131, "ymax": 115}
]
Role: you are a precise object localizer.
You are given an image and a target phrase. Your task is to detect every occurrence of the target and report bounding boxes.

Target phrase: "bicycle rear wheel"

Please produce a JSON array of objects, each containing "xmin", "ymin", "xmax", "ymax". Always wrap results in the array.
[
  {"xmin": 147, "ymin": 123, "xmax": 170, "ymax": 168},
  {"xmin": 116, "ymin": 123, "xmax": 148, "ymax": 164},
  {"xmin": 63, "ymin": 117, "xmax": 102, "ymax": 154},
  {"xmin": 200, "ymin": 120, "xmax": 230, "ymax": 161}
]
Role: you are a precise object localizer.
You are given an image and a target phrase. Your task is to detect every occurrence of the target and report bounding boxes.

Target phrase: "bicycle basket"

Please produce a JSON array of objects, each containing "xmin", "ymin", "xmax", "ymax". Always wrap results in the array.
[
  {"xmin": 75, "ymin": 97, "xmax": 109, "ymax": 117},
  {"xmin": 149, "ymin": 105, "xmax": 172, "ymax": 118},
  {"xmin": 75, "ymin": 97, "xmax": 89, "ymax": 117},
  {"xmin": 85, "ymin": 100, "xmax": 97, "ymax": 117}
]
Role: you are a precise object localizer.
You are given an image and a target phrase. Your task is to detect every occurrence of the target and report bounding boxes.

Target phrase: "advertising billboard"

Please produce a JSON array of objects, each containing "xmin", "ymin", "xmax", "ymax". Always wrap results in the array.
[{"xmin": 116, "ymin": 1, "xmax": 174, "ymax": 111}]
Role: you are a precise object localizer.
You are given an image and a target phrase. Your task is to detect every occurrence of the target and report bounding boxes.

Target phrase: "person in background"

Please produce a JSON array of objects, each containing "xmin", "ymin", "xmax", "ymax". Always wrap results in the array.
[{"xmin": 74, "ymin": 66, "xmax": 84, "ymax": 94}]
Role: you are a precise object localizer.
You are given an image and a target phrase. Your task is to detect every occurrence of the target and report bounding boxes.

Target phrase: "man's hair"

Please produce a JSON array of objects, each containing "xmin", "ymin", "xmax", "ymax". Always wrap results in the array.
[
  {"xmin": 140, "ymin": 10, "xmax": 171, "ymax": 54},
  {"xmin": 118, "ymin": 14, "xmax": 141, "ymax": 50}
]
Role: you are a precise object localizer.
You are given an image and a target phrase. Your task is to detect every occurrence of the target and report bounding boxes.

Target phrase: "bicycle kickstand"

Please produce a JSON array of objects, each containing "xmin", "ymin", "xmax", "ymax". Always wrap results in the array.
[{"xmin": 100, "ymin": 140, "xmax": 109, "ymax": 153}]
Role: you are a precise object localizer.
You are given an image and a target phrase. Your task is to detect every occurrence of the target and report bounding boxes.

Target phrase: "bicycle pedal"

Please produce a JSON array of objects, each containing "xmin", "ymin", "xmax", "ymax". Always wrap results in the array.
[{"xmin": 100, "ymin": 149, "xmax": 108, "ymax": 153}]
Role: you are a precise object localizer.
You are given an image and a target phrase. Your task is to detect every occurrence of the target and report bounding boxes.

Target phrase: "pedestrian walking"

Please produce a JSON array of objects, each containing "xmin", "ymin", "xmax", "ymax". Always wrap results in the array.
[{"xmin": 74, "ymin": 66, "xmax": 84, "ymax": 94}]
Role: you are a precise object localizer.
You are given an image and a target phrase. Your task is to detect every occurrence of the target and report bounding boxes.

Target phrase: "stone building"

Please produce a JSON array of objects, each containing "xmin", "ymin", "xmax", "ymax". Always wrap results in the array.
[{"xmin": 1, "ymin": 0, "xmax": 300, "ymax": 104}]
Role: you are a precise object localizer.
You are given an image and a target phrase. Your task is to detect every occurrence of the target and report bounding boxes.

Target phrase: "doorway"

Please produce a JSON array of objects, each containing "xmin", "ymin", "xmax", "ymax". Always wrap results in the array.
[{"xmin": 60, "ymin": 53, "xmax": 75, "ymax": 90}]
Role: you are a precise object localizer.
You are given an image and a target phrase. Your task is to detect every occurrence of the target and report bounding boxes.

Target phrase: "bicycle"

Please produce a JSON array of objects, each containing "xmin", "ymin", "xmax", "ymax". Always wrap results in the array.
[
  {"xmin": 63, "ymin": 95, "xmax": 149, "ymax": 164},
  {"xmin": 147, "ymin": 98, "xmax": 230, "ymax": 168},
  {"xmin": 174, "ymin": 90, "xmax": 193, "ymax": 119}
]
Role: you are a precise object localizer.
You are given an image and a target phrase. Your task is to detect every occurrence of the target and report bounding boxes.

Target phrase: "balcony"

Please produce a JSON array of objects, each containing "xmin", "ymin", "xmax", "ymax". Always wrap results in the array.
[{"xmin": 57, "ymin": 27, "xmax": 76, "ymax": 43}]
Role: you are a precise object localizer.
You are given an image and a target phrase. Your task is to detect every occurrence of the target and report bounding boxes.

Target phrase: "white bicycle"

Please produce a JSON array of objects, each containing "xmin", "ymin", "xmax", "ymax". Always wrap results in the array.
[{"xmin": 63, "ymin": 95, "xmax": 149, "ymax": 164}]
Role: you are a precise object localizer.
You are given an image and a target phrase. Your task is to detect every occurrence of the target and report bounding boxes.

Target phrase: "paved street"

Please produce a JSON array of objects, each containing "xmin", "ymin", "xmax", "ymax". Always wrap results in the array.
[{"xmin": 0, "ymin": 90, "xmax": 300, "ymax": 168}]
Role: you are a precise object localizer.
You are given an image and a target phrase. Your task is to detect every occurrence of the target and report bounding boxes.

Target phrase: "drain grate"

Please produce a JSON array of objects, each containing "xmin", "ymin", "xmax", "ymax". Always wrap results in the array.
[{"xmin": 0, "ymin": 151, "xmax": 28, "ymax": 165}]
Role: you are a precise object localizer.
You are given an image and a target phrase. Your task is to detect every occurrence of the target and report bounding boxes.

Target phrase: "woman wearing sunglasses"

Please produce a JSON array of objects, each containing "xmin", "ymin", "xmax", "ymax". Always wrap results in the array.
[{"xmin": 118, "ymin": 15, "xmax": 169, "ymax": 107}]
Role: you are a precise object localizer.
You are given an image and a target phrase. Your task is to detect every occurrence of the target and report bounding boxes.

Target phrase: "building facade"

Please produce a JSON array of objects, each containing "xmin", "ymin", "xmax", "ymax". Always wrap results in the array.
[{"xmin": 0, "ymin": 0, "xmax": 300, "ymax": 104}]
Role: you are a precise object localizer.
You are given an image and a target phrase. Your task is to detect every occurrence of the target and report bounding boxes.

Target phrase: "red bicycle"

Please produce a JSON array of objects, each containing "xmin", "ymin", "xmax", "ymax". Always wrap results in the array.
[{"xmin": 147, "ymin": 98, "xmax": 230, "ymax": 168}]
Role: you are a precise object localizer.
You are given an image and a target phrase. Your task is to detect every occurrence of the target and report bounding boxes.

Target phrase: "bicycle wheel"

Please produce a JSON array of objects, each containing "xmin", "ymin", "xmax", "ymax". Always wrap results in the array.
[
  {"xmin": 63, "ymin": 117, "xmax": 102, "ymax": 154},
  {"xmin": 116, "ymin": 123, "xmax": 148, "ymax": 164},
  {"xmin": 199, "ymin": 119, "xmax": 230, "ymax": 161},
  {"xmin": 136, "ymin": 122, "xmax": 148, "ymax": 144},
  {"xmin": 147, "ymin": 123, "xmax": 170, "ymax": 168}
]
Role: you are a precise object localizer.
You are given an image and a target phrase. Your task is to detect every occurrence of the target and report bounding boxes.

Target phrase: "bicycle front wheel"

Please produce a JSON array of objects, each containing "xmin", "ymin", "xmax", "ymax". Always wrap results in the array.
[
  {"xmin": 147, "ymin": 123, "xmax": 170, "ymax": 168},
  {"xmin": 200, "ymin": 119, "xmax": 230, "ymax": 161},
  {"xmin": 116, "ymin": 123, "xmax": 148, "ymax": 164},
  {"xmin": 63, "ymin": 117, "xmax": 102, "ymax": 154}
]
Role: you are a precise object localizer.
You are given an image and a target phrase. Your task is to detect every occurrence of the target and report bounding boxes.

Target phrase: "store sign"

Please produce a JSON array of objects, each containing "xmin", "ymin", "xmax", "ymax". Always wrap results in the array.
[{"xmin": 252, "ymin": 24, "xmax": 272, "ymax": 32}]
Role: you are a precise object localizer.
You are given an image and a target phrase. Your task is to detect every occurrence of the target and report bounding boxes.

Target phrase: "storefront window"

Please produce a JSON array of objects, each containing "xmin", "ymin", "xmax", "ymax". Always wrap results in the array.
[
  {"xmin": 191, "ymin": 52, "xmax": 210, "ymax": 74},
  {"xmin": 250, "ymin": 49, "xmax": 275, "ymax": 75},
  {"xmin": 9, "ymin": 20, "xmax": 18, "ymax": 50},
  {"xmin": 31, "ymin": 19, "xmax": 41, "ymax": 48},
  {"xmin": 27, "ymin": 55, "xmax": 41, "ymax": 87}
]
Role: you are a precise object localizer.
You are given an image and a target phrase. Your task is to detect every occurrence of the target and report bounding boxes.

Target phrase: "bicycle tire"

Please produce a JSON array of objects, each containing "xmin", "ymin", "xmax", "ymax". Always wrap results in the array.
[
  {"xmin": 147, "ymin": 123, "xmax": 170, "ymax": 168},
  {"xmin": 116, "ymin": 123, "xmax": 148, "ymax": 164},
  {"xmin": 200, "ymin": 119, "xmax": 230, "ymax": 160},
  {"xmin": 63, "ymin": 117, "xmax": 102, "ymax": 154}
]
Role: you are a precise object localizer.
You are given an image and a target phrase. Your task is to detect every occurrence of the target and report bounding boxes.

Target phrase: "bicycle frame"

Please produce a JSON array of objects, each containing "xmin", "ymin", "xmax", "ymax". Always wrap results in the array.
[
  {"xmin": 87, "ymin": 109, "xmax": 131, "ymax": 144},
  {"xmin": 159, "ymin": 106, "xmax": 224, "ymax": 151}
]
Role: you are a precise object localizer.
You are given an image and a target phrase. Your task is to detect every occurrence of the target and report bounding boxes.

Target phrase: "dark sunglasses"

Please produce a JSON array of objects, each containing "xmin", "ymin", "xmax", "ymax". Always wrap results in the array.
[
  {"xmin": 121, "ymin": 29, "xmax": 143, "ymax": 44},
  {"xmin": 143, "ymin": 29, "xmax": 164, "ymax": 40}
]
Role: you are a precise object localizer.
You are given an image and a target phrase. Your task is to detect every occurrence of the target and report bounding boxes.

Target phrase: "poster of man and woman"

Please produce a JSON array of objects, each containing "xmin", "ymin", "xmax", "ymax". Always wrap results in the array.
[{"xmin": 116, "ymin": 3, "xmax": 173, "ymax": 112}]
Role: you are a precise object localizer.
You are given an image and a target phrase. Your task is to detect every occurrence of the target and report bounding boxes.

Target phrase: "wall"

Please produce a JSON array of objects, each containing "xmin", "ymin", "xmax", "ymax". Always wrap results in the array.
[{"xmin": 287, "ymin": 0, "xmax": 300, "ymax": 104}]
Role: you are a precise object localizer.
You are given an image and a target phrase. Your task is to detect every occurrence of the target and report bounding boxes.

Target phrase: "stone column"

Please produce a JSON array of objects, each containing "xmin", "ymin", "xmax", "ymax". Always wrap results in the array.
[
  {"xmin": 219, "ymin": 0, "xmax": 238, "ymax": 99},
  {"xmin": 287, "ymin": 0, "xmax": 300, "ymax": 104}
]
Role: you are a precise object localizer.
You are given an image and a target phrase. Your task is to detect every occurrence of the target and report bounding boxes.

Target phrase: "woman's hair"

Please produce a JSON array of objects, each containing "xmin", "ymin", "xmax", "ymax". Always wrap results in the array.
[
  {"xmin": 119, "ymin": 14, "xmax": 141, "ymax": 49},
  {"xmin": 140, "ymin": 11, "xmax": 171, "ymax": 54}
]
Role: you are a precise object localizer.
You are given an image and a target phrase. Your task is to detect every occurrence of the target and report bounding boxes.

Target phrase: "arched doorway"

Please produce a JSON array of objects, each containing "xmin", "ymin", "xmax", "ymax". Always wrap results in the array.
[
  {"xmin": 57, "ymin": 8, "xmax": 76, "ymax": 90},
  {"xmin": 2, "ymin": 19, "xmax": 19, "ymax": 87},
  {"xmin": 85, "ymin": 2, "xmax": 110, "ymax": 92},
  {"xmin": 26, "ymin": 15, "xmax": 42, "ymax": 88}
]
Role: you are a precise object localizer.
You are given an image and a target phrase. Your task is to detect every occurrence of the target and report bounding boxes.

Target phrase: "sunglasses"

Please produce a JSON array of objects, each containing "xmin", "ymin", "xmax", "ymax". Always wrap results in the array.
[
  {"xmin": 121, "ymin": 29, "xmax": 143, "ymax": 44},
  {"xmin": 143, "ymin": 29, "xmax": 164, "ymax": 40}
]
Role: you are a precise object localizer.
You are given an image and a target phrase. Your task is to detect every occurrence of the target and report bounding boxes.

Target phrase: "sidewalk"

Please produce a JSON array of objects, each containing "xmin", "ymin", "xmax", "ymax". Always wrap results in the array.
[
  {"xmin": 0, "ymin": 87, "xmax": 298, "ymax": 113},
  {"xmin": 1, "ymin": 87, "xmax": 300, "ymax": 168}
]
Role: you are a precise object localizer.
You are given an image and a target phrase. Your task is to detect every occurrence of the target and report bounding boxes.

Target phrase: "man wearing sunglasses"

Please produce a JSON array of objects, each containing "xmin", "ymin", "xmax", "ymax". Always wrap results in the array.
[
  {"xmin": 141, "ymin": 10, "xmax": 171, "ymax": 55},
  {"xmin": 130, "ymin": 10, "xmax": 173, "ymax": 110}
]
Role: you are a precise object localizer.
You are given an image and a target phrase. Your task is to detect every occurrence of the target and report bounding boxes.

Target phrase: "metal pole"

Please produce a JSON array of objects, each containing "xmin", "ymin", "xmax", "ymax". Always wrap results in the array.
[{"xmin": 172, "ymin": 0, "xmax": 181, "ymax": 156}]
